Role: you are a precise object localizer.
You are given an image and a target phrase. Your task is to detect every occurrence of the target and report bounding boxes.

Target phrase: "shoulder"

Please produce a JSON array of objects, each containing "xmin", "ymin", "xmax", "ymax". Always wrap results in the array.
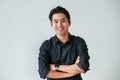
[
  {"xmin": 71, "ymin": 34, "xmax": 86, "ymax": 43},
  {"xmin": 70, "ymin": 34, "xmax": 88, "ymax": 48},
  {"xmin": 71, "ymin": 35, "xmax": 88, "ymax": 51},
  {"xmin": 40, "ymin": 36, "xmax": 55, "ymax": 49}
]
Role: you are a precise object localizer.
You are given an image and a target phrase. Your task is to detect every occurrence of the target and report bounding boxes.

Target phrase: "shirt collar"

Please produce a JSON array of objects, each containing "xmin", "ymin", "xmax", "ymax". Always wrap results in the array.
[{"xmin": 54, "ymin": 33, "xmax": 73, "ymax": 44}]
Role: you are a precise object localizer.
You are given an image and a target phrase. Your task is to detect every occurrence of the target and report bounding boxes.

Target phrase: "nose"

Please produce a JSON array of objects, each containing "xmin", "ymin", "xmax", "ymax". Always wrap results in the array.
[{"xmin": 58, "ymin": 21, "xmax": 62, "ymax": 27}]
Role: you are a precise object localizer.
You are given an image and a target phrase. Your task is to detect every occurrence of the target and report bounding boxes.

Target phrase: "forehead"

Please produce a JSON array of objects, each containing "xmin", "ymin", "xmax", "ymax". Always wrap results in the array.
[{"xmin": 52, "ymin": 13, "xmax": 67, "ymax": 20}]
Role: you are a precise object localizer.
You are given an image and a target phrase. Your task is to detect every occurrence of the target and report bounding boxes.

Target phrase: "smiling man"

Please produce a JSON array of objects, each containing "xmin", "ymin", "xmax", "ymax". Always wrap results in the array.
[{"xmin": 38, "ymin": 6, "xmax": 90, "ymax": 80}]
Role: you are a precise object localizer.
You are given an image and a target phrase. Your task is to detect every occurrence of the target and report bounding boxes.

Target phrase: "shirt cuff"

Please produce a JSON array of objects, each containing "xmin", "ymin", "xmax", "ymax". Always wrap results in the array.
[
  {"xmin": 77, "ymin": 63, "xmax": 90, "ymax": 73},
  {"xmin": 38, "ymin": 69, "xmax": 50, "ymax": 79}
]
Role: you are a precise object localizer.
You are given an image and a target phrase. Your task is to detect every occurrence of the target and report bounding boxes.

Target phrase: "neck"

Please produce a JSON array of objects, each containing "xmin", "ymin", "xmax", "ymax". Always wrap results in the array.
[{"xmin": 56, "ymin": 33, "xmax": 69, "ymax": 43}]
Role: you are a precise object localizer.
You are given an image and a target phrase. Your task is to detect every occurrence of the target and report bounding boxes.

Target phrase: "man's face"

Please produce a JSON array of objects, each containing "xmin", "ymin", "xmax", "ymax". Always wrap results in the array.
[{"xmin": 50, "ymin": 13, "xmax": 71, "ymax": 36}]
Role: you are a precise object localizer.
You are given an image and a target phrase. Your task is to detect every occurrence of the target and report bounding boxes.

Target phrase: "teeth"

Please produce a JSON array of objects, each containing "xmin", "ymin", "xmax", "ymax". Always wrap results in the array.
[
  {"xmin": 56, "ymin": 28, "xmax": 63, "ymax": 31},
  {"xmin": 59, "ymin": 28, "xmax": 63, "ymax": 30}
]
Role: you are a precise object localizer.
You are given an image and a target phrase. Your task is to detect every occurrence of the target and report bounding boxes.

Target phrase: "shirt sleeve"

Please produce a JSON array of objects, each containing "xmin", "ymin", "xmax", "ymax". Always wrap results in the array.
[
  {"xmin": 77, "ymin": 38, "xmax": 90, "ymax": 73},
  {"xmin": 38, "ymin": 40, "xmax": 51, "ymax": 79}
]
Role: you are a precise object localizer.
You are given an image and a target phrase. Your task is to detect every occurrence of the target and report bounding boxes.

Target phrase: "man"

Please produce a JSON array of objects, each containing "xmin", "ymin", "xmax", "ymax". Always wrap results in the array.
[{"xmin": 38, "ymin": 6, "xmax": 90, "ymax": 80}]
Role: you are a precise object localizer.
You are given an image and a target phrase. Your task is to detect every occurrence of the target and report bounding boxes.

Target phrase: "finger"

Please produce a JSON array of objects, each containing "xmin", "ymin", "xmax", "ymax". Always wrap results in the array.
[
  {"xmin": 75, "ymin": 56, "xmax": 80, "ymax": 64},
  {"xmin": 77, "ymin": 56, "xmax": 80, "ymax": 60}
]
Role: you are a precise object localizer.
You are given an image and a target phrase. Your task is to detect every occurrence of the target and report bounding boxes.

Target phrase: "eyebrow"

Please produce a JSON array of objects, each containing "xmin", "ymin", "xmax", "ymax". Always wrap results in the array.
[{"xmin": 52, "ymin": 18, "xmax": 67, "ymax": 21}]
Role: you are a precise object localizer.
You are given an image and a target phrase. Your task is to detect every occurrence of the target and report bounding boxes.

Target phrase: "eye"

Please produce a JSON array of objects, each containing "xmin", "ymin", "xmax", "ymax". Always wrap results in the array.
[
  {"xmin": 53, "ymin": 20, "xmax": 58, "ymax": 23},
  {"xmin": 62, "ymin": 20, "xmax": 66, "ymax": 22},
  {"xmin": 61, "ymin": 19, "xmax": 67, "ymax": 22}
]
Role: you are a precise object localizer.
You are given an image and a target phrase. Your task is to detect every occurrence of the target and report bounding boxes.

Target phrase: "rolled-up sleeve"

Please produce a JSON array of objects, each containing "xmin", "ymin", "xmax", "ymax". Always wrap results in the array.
[
  {"xmin": 38, "ymin": 41, "xmax": 50, "ymax": 79},
  {"xmin": 77, "ymin": 38, "xmax": 90, "ymax": 73}
]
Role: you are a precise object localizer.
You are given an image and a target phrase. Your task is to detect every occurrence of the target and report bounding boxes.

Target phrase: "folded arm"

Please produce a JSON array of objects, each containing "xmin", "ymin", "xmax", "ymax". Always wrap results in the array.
[
  {"xmin": 50, "ymin": 56, "xmax": 85, "ymax": 75},
  {"xmin": 46, "ymin": 70, "xmax": 75, "ymax": 79}
]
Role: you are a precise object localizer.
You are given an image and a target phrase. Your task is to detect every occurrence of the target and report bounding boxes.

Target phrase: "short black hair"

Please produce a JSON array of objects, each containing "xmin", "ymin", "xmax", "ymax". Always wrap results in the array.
[{"xmin": 49, "ymin": 6, "xmax": 71, "ymax": 22}]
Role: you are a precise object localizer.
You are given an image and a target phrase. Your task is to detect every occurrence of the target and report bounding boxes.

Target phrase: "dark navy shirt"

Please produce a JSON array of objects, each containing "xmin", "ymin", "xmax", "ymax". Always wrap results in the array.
[{"xmin": 38, "ymin": 33, "xmax": 90, "ymax": 80}]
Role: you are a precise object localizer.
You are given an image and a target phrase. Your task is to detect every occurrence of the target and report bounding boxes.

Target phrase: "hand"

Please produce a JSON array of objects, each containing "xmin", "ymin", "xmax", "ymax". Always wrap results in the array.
[
  {"xmin": 75, "ymin": 56, "xmax": 80, "ymax": 64},
  {"xmin": 50, "ymin": 64, "xmax": 56, "ymax": 70}
]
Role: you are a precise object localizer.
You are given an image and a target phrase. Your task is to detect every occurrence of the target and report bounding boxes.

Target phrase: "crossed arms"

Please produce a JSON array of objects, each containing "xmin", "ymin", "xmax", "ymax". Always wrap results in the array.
[{"xmin": 46, "ymin": 56, "xmax": 85, "ymax": 79}]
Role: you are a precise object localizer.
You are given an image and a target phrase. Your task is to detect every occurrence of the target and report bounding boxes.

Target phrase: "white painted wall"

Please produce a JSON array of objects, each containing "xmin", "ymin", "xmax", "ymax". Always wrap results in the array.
[{"xmin": 0, "ymin": 0, "xmax": 120, "ymax": 80}]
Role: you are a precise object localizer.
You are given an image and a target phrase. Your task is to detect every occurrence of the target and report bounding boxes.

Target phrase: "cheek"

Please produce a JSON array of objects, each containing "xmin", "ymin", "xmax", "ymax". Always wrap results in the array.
[
  {"xmin": 52, "ymin": 26, "xmax": 57, "ymax": 31},
  {"xmin": 52, "ymin": 23, "xmax": 57, "ymax": 27},
  {"xmin": 51, "ymin": 23, "xmax": 56, "ymax": 28}
]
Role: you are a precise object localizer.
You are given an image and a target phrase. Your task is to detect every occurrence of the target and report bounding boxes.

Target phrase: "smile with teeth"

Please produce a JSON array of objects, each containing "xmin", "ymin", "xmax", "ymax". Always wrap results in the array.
[{"xmin": 58, "ymin": 28, "xmax": 64, "ymax": 31}]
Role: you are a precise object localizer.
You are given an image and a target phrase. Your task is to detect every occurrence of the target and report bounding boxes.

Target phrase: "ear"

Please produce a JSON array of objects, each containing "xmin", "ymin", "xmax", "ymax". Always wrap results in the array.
[
  {"xmin": 50, "ymin": 21, "xmax": 53, "ymax": 27},
  {"xmin": 69, "ymin": 20, "xmax": 71, "ymax": 27}
]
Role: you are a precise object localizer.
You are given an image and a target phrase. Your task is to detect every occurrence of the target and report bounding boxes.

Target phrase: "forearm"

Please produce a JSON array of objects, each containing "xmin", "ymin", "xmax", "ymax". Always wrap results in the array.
[
  {"xmin": 51, "ymin": 64, "xmax": 85, "ymax": 75},
  {"xmin": 50, "ymin": 56, "xmax": 85, "ymax": 75},
  {"xmin": 46, "ymin": 70, "xmax": 74, "ymax": 79},
  {"xmin": 59, "ymin": 64, "xmax": 85, "ymax": 74}
]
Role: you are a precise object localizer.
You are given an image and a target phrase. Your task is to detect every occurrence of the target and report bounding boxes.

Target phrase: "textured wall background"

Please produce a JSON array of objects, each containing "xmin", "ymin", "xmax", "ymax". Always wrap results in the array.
[{"xmin": 0, "ymin": 0, "xmax": 120, "ymax": 80}]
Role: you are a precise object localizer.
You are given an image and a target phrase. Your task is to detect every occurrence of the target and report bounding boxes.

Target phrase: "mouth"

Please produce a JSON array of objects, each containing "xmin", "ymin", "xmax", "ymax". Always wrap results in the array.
[{"xmin": 58, "ymin": 28, "xmax": 64, "ymax": 32}]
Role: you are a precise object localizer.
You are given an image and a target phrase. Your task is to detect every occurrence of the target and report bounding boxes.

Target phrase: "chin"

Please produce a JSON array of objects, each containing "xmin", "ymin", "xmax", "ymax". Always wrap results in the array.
[
  {"xmin": 57, "ymin": 33, "xmax": 65, "ymax": 36},
  {"xmin": 56, "ymin": 31, "xmax": 67, "ymax": 35}
]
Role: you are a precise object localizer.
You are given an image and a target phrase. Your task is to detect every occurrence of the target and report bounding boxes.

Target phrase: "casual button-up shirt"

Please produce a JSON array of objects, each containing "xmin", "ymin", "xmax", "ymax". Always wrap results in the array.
[{"xmin": 38, "ymin": 33, "xmax": 90, "ymax": 80}]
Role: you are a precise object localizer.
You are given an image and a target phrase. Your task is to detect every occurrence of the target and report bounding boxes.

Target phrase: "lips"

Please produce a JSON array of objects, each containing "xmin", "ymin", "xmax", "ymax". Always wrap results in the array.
[
  {"xmin": 59, "ymin": 28, "xmax": 64, "ymax": 32},
  {"xmin": 56, "ymin": 27, "xmax": 64, "ymax": 31}
]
